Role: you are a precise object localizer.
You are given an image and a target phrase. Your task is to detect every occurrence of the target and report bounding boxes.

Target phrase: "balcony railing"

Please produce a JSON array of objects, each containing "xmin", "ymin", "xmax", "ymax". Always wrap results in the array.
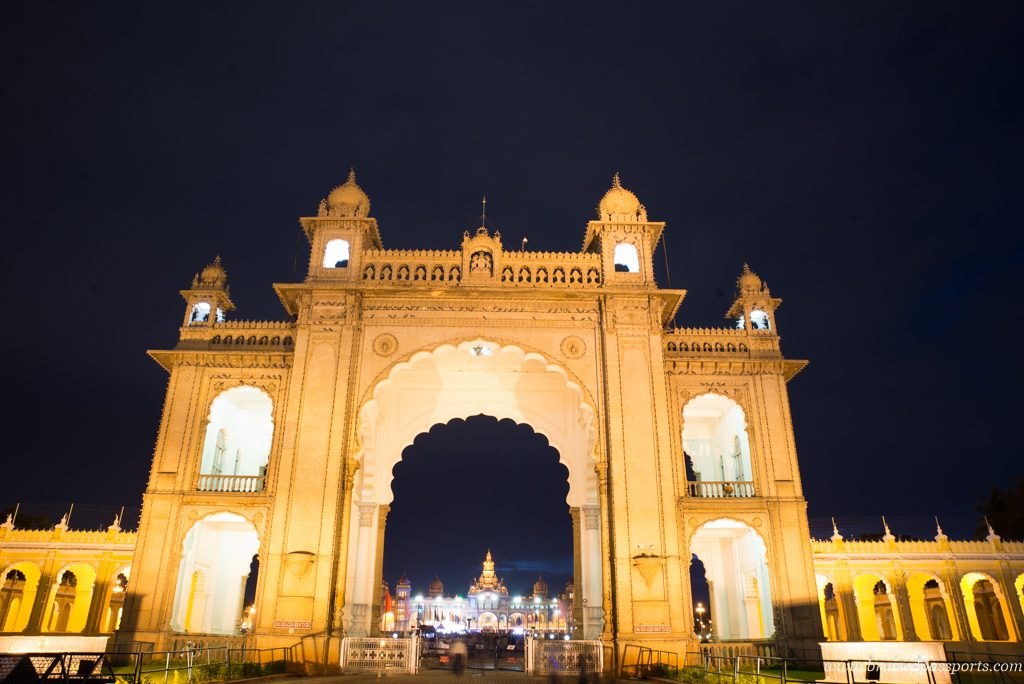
[
  {"xmin": 687, "ymin": 480, "xmax": 755, "ymax": 498},
  {"xmin": 197, "ymin": 474, "xmax": 266, "ymax": 493}
]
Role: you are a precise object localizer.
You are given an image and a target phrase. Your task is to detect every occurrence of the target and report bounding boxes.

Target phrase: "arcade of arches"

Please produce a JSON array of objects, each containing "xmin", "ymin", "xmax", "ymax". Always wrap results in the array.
[{"xmin": 2, "ymin": 172, "xmax": 1022, "ymax": 667}]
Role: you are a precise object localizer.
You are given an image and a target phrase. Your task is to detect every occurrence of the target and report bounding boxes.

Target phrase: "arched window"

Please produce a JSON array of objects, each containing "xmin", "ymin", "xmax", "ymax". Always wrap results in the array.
[
  {"xmin": 323, "ymin": 239, "xmax": 351, "ymax": 268},
  {"xmin": 750, "ymin": 309, "xmax": 771, "ymax": 331},
  {"xmin": 691, "ymin": 519, "xmax": 773, "ymax": 639},
  {"xmin": 198, "ymin": 387, "xmax": 273, "ymax": 492},
  {"xmin": 170, "ymin": 512, "xmax": 259, "ymax": 635},
  {"xmin": 682, "ymin": 394, "xmax": 754, "ymax": 493},
  {"xmin": 190, "ymin": 302, "xmax": 211, "ymax": 324},
  {"xmin": 613, "ymin": 243, "xmax": 640, "ymax": 273}
]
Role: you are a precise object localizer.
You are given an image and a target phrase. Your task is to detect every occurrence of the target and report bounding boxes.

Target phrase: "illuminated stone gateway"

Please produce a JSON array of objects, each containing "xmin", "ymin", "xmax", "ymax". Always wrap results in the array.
[{"xmin": 1, "ymin": 171, "xmax": 1022, "ymax": 666}]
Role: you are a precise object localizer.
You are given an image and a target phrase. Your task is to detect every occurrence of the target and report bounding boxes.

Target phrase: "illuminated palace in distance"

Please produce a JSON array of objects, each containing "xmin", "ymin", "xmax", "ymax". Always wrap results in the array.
[
  {"xmin": 1, "ymin": 170, "xmax": 1023, "ymax": 668},
  {"xmin": 379, "ymin": 551, "xmax": 574, "ymax": 635}
]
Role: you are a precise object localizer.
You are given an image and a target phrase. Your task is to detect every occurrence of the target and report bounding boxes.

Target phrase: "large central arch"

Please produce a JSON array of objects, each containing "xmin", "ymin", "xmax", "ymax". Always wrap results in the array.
[{"xmin": 344, "ymin": 339, "xmax": 603, "ymax": 637}]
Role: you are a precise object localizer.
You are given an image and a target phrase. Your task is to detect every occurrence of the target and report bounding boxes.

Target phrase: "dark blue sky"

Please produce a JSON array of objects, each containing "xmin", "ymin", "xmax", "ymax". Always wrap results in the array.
[{"xmin": 1, "ymin": 2, "xmax": 1021, "ymax": 569}]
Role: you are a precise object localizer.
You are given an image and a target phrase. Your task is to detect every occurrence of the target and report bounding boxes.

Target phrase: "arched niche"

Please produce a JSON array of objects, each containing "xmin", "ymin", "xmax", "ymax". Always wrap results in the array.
[
  {"xmin": 851, "ymin": 573, "xmax": 902, "ymax": 641},
  {"xmin": 198, "ymin": 387, "xmax": 274, "ymax": 491},
  {"xmin": 323, "ymin": 239, "xmax": 350, "ymax": 268},
  {"xmin": 42, "ymin": 563, "xmax": 97, "ymax": 634},
  {"xmin": 170, "ymin": 512, "xmax": 260, "ymax": 635},
  {"xmin": 0, "ymin": 562, "xmax": 41, "ymax": 632},
  {"xmin": 961, "ymin": 572, "xmax": 1013, "ymax": 641},
  {"xmin": 815, "ymin": 573, "xmax": 846, "ymax": 641},
  {"xmin": 682, "ymin": 393, "xmax": 754, "ymax": 493},
  {"xmin": 690, "ymin": 518, "xmax": 773, "ymax": 640},
  {"xmin": 906, "ymin": 572, "xmax": 957, "ymax": 641}
]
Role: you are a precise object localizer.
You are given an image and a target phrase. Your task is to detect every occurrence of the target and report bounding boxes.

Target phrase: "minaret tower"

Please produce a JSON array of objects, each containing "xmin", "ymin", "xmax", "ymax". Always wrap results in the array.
[
  {"xmin": 726, "ymin": 264, "xmax": 781, "ymax": 333},
  {"xmin": 583, "ymin": 174, "xmax": 665, "ymax": 285},
  {"xmin": 300, "ymin": 169, "xmax": 382, "ymax": 281},
  {"xmin": 180, "ymin": 256, "xmax": 234, "ymax": 326}
]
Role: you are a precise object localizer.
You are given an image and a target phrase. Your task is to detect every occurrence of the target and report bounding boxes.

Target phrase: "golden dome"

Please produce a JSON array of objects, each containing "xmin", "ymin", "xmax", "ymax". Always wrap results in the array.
[
  {"xmin": 325, "ymin": 168, "xmax": 370, "ymax": 218},
  {"xmin": 428, "ymin": 575, "xmax": 444, "ymax": 597},
  {"xmin": 194, "ymin": 256, "xmax": 227, "ymax": 289},
  {"xmin": 597, "ymin": 173, "xmax": 647, "ymax": 222},
  {"xmin": 737, "ymin": 263, "xmax": 763, "ymax": 294},
  {"xmin": 532, "ymin": 576, "xmax": 549, "ymax": 598}
]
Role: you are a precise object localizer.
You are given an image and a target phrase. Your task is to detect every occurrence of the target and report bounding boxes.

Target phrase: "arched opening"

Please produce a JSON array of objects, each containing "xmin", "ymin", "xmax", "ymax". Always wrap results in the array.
[
  {"xmin": 382, "ymin": 415, "xmax": 572, "ymax": 637},
  {"xmin": 323, "ymin": 238, "xmax": 350, "ymax": 268},
  {"xmin": 690, "ymin": 556, "xmax": 712, "ymax": 640},
  {"xmin": 749, "ymin": 309, "xmax": 771, "ymax": 331},
  {"xmin": 613, "ymin": 243, "xmax": 640, "ymax": 273},
  {"xmin": 852, "ymin": 573, "xmax": 902, "ymax": 641},
  {"xmin": 41, "ymin": 563, "xmax": 96, "ymax": 634},
  {"xmin": 906, "ymin": 573, "xmax": 957, "ymax": 641},
  {"xmin": 690, "ymin": 519, "xmax": 773, "ymax": 640},
  {"xmin": 682, "ymin": 394, "xmax": 754, "ymax": 497},
  {"xmin": 190, "ymin": 303, "xmax": 224, "ymax": 324},
  {"xmin": 961, "ymin": 573, "xmax": 1011, "ymax": 641},
  {"xmin": 346, "ymin": 340, "xmax": 602, "ymax": 638},
  {"xmin": 0, "ymin": 563, "xmax": 40, "ymax": 632},
  {"xmin": 197, "ymin": 387, "xmax": 273, "ymax": 492},
  {"xmin": 170, "ymin": 512, "xmax": 260, "ymax": 635},
  {"xmin": 816, "ymin": 574, "xmax": 846, "ymax": 641},
  {"xmin": 103, "ymin": 568, "xmax": 130, "ymax": 632}
]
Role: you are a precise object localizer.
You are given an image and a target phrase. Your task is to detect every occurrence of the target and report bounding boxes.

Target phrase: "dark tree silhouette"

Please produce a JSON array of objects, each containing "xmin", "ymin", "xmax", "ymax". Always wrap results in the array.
[{"xmin": 975, "ymin": 476, "xmax": 1024, "ymax": 540}]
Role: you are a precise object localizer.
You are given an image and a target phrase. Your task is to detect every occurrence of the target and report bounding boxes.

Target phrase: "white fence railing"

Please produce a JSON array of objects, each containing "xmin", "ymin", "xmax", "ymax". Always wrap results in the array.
[
  {"xmin": 526, "ymin": 638, "xmax": 603, "ymax": 676},
  {"xmin": 339, "ymin": 636, "xmax": 419, "ymax": 674}
]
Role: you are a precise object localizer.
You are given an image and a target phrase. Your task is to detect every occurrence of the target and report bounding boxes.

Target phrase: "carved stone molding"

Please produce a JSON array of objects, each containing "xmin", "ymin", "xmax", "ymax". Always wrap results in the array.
[
  {"xmin": 561, "ymin": 335, "xmax": 586, "ymax": 359},
  {"xmin": 582, "ymin": 506, "xmax": 600, "ymax": 530},
  {"xmin": 358, "ymin": 504, "xmax": 376, "ymax": 527},
  {"xmin": 372, "ymin": 333, "xmax": 399, "ymax": 357}
]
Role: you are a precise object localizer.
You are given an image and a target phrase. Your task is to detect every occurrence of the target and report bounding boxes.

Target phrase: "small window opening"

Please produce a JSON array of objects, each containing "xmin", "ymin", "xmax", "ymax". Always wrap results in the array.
[
  {"xmin": 750, "ymin": 310, "xmax": 770, "ymax": 331},
  {"xmin": 613, "ymin": 243, "xmax": 640, "ymax": 273},
  {"xmin": 190, "ymin": 303, "xmax": 211, "ymax": 324},
  {"xmin": 323, "ymin": 239, "xmax": 351, "ymax": 269}
]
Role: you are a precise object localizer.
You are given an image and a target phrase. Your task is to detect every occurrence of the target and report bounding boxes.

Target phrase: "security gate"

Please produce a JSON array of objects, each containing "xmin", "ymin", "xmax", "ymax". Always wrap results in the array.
[{"xmin": 340, "ymin": 636, "xmax": 419, "ymax": 674}]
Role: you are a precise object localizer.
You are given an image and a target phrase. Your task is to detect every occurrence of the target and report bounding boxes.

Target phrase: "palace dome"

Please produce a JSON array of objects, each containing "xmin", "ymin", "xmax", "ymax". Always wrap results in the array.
[
  {"xmin": 193, "ymin": 256, "xmax": 227, "ymax": 289},
  {"xmin": 532, "ymin": 576, "xmax": 549, "ymax": 598},
  {"xmin": 325, "ymin": 168, "xmax": 370, "ymax": 218},
  {"xmin": 597, "ymin": 173, "xmax": 647, "ymax": 222},
  {"xmin": 737, "ymin": 263, "xmax": 763, "ymax": 294},
  {"xmin": 428, "ymin": 575, "xmax": 444, "ymax": 597}
]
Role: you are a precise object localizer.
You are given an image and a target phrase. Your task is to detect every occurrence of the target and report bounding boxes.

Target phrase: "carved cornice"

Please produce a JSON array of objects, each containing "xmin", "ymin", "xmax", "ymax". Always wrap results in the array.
[
  {"xmin": 666, "ymin": 358, "xmax": 807, "ymax": 380},
  {"xmin": 148, "ymin": 349, "xmax": 294, "ymax": 372}
]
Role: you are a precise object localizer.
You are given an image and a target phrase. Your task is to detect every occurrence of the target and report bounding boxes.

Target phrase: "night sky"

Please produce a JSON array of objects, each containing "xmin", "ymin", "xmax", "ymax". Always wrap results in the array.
[{"xmin": 2, "ymin": 3, "xmax": 1022, "ymax": 592}]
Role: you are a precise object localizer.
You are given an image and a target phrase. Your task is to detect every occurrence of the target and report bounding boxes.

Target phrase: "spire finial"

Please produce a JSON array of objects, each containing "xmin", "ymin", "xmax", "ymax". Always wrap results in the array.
[
  {"xmin": 882, "ymin": 515, "xmax": 891, "ymax": 535},
  {"xmin": 830, "ymin": 517, "xmax": 843, "ymax": 542},
  {"xmin": 612, "ymin": 172, "xmax": 622, "ymax": 188},
  {"xmin": 347, "ymin": 167, "xmax": 356, "ymax": 183},
  {"xmin": 935, "ymin": 516, "xmax": 944, "ymax": 536},
  {"xmin": 482, "ymin": 195, "xmax": 487, "ymax": 227},
  {"xmin": 985, "ymin": 516, "xmax": 996, "ymax": 537}
]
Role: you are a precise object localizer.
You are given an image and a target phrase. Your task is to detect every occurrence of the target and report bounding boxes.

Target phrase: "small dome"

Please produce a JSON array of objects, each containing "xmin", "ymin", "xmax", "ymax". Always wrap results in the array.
[
  {"xmin": 325, "ymin": 168, "xmax": 370, "ymax": 218},
  {"xmin": 597, "ymin": 173, "xmax": 647, "ymax": 222},
  {"xmin": 194, "ymin": 256, "xmax": 227, "ymax": 289},
  {"xmin": 737, "ymin": 263, "xmax": 763, "ymax": 294},
  {"xmin": 532, "ymin": 576, "xmax": 549, "ymax": 598},
  {"xmin": 428, "ymin": 575, "xmax": 444, "ymax": 597}
]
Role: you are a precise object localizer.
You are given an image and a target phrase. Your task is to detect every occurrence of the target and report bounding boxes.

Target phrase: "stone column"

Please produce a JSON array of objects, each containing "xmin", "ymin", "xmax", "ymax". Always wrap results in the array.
[
  {"xmin": 370, "ymin": 505, "xmax": 390, "ymax": 634},
  {"xmin": 581, "ymin": 505, "xmax": 604, "ymax": 639},
  {"xmin": 892, "ymin": 573, "xmax": 918, "ymax": 641},
  {"xmin": 348, "ymin": 503, "xmax": 377, "ymax": 636}
]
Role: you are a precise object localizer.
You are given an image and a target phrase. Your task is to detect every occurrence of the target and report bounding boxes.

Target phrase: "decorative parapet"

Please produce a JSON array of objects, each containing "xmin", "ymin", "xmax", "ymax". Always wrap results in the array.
[
  {"xmin": 663, "ymin": 326, "xmax": 781, "ymax": 358},
  {"xmin": 0, "ymin": 527, "xmax": 138, "ymax": 547},
  {"xmin": 355, "ymin": 247, "xmax": 603, "ymax": 289},
  {"xmin": 810, "ymin": 537, "xmax": 1024, "ymax": 557},
  {"xmin": 177, "ymin": 320, "xmax": 297, "ymax": 350}
]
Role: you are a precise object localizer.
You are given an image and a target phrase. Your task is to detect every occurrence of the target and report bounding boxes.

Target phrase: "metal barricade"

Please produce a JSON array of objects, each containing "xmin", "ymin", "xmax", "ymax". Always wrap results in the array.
[
  {"xmin": 339, "ymin": 636, "xmax": 419, "ymax": 675},
  {"xmin": 527, "ymin": 638, "xmax": 603, "ymax": 676}
]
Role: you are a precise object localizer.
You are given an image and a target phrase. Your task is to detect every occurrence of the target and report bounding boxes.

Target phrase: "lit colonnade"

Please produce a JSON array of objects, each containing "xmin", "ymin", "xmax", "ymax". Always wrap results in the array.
[
  {"xmin": 0, "ymin": 518, "xmax": 135, "ymax": 637},
  {"xmin": 811, "ymin": 523, "xmax": 1024, "ymax": 653}
]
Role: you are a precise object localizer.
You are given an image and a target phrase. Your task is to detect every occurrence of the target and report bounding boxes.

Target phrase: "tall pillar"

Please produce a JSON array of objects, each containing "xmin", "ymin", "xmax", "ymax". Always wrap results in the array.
[
  {"xmin": 348, "ymin": 503, "xmax": 377, "ymax": 636},
  {"xmin": 892, "ymin": 573, "xmax": 918, "ymax": 641},
  {"xmin": 944, "ymin": 568, "xmax": 973, "ymax": 643},
  {"xmin": 581, "ymin": 505, "xmax": 603, "ymax": 639},
  {"xmin": 371, "ymin": 505, "xmax": 389, "ymax": 634}
]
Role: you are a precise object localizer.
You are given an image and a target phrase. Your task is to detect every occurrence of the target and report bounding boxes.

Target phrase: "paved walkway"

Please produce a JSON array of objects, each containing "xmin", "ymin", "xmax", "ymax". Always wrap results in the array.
[{"xmin": 273, "ymin": 673, "xmax": 619, "ymax": 684}]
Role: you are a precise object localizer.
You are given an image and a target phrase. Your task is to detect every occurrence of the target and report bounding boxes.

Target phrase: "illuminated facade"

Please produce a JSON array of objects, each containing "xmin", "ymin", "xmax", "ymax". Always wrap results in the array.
[
  {"xmin": 380, "ymin": 552, "xmax": 572, "ymax": 635},
  {"xmin": 0, "ymin": 170, "xmax": 1022, "ymax": 667}
]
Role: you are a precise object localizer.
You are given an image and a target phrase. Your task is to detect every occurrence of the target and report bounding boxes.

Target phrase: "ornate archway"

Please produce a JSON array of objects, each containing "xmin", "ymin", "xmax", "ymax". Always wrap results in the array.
[{"xmin": 344, "ymin": 339, "xmax": 603, "ymax": 638}]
